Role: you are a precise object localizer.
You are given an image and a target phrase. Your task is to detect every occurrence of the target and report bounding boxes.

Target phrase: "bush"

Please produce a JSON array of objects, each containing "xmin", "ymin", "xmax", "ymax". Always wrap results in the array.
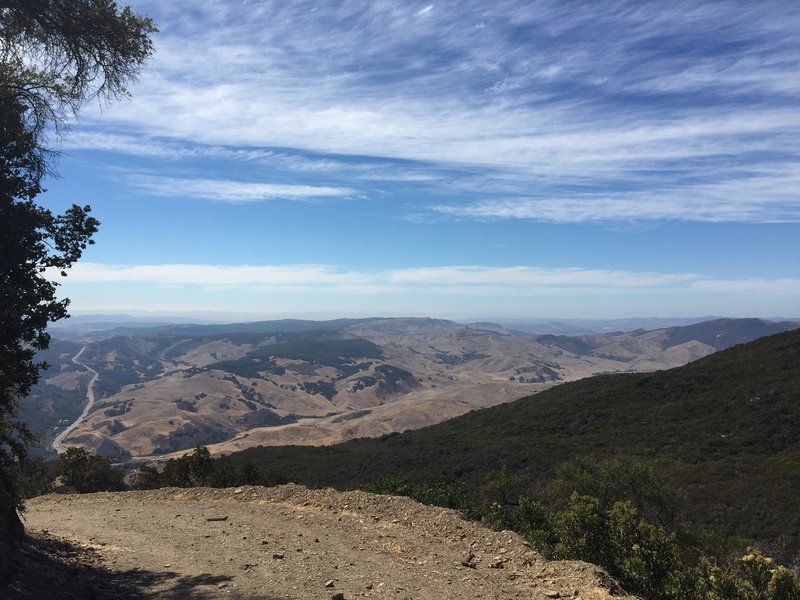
[
  {"xmin": 57, "ymin": 447, "xmax": 125, "ymax": 493},
  {"xmin": 14, "ymin": 457, "xmax": 56, "ymax": 499},
  {"xmin": 366, "ymin": 475, "xmax": 482, "ymax": 520},
  {"xmin": 129, "ymin": 464, "xmax": 161, "ymax": 490},
  {"xmin": 143, "ymin": 447, "xmax": 277, "ymax": 489},
  {"xmin": 364, "ymin": 459, "xmax": 800, "ymax": 600}
]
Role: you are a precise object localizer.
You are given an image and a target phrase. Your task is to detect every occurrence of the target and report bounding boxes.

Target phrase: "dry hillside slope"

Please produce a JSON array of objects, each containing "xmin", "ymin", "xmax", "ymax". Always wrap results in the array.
[
  {"xmin": 47, "ymin": 317, "xmax": 792, "ymax": 460},
  {"xmin": 12, "ymin": 485, "xmax": 633, "ymax": 600}
]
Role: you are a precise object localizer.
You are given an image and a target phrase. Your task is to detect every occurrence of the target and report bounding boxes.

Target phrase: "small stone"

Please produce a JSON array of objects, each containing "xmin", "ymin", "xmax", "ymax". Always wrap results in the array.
[
  {"xmin": 331, "ymin": 593, "xmax": 345, "ymax": 600},
  {"xmin": 272, "ymin": 553, "xmax": 285, "ymax": 559},
  {"xmin": 460, "ymin": 550, "xmax": 476, "ymax": 569},
  {"xmin": 325, "ymin": 580, "xmax": 335, "ymax": 588},
  {"xmin": 543, "ymin": 591, "xmax": 560, "ymax": 598}
]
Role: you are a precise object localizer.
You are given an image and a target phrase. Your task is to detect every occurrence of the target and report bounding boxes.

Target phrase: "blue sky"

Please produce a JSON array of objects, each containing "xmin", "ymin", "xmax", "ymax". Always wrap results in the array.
[{"xmin": 41, "ymin": 0, "xmax": 800, "ymax": 320}]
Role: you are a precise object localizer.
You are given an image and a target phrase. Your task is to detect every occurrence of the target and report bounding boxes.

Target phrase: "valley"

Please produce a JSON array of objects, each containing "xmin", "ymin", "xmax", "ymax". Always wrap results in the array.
[{"xmin": 24, "ymin": 316, "xmax": 796, "ymax": 461}]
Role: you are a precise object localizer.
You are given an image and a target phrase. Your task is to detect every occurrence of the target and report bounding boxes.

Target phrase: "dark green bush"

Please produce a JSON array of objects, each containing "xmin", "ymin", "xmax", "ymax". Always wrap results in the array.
[
  {"xmin": 365, "ymin": 460, "xmax": 800, "ymax": 600},
  {"xmin": 57, "ymin": 447, "xmax": 125, "ymax": 493}
]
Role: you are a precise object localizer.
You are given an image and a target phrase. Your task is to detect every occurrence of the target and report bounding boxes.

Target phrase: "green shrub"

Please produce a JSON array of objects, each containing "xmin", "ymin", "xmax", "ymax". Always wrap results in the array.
[
  {"xmin": 708, "ymin": 548, "xmax": 800, "ymax": 600},
  {"xmin": 364, "ymin": 459, "xmax": 800, "ymax": 600},
  {"xmin": 143, "ymin": 447, "xmax": 280, "ymax": 489},
  {"xmin": 14, "ymin": 457, "xmax": 56, "ymax": 499},
  {"xmin": 366, "ymin": 475, "xmax": 481, "ymax": 520},
  {"xmin": 57, "ymin": 448, "xmax": 125, "ymax": 493},
  {"xmin": 129, "ymin": 464, "xmax": 161, "ymax": 490}
]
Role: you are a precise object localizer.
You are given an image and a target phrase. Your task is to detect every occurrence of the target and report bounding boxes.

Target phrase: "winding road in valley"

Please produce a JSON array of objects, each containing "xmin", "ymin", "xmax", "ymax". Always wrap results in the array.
[{"xmin": 52, "ymin": 346, "xmax": 99, "ymax": 454}]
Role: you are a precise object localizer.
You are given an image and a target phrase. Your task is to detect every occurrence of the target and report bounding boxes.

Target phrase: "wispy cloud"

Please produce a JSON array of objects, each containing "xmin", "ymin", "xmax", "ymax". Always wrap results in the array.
[
  {"xmin": 57, "ymin": 262, "xmax": 800, "ymax": 298},
  {"xmin": 72, "ymin": 0, "xmax": 799, "ymax": 223},
  {"xmin": 126, "ymin": 174, "xmax": 354, "ymax": 203},
  {"xmin": 692, "ymin": 278, "xmax": 800, "ymax": 295},
  {"xmin": 434, "ymin": 186, "xmax": 800, "ymax": 223}
]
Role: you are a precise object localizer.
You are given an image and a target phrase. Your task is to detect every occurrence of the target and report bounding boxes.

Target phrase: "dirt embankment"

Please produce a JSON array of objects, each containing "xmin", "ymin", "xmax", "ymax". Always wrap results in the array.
[{"xmin": 8, "ymin": 485, "xmax": 634, "ymax": 600}]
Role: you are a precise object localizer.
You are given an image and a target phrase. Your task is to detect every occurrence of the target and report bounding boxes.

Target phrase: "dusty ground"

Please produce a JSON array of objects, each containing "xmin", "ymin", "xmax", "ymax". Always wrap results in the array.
[{"xmin": 8, "ymin": 485, "xmax": 634, "ymax": 600}]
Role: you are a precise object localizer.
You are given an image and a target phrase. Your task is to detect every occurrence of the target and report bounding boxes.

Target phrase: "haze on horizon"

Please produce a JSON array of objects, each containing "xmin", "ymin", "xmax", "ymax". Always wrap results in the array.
[{"xmin": 41, "ymin": 1, "xmax": 799, "ymax": 320}]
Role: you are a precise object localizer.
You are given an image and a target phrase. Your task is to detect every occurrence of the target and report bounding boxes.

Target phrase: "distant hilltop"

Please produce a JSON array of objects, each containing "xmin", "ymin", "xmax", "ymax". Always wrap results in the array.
[{"xmin": 25, "ymin": 316, "xmax": 798, "ymax": 461}]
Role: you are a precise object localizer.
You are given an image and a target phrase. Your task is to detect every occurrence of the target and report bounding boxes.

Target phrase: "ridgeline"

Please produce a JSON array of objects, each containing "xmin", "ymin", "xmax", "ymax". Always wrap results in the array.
[{"xmin": 228, "ymin": 328, "xmax": 800, "ymax": 556}]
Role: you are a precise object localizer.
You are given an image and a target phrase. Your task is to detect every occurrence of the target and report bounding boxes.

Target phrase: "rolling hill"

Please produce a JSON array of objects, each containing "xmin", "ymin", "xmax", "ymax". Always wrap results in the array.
[
  {"xmin": 24, "ymin": 317, "xmax": 798, "ymax": 462},
  {"xmin": 224, "ymin": 328, "xmax": 800, "ymax": 559}
]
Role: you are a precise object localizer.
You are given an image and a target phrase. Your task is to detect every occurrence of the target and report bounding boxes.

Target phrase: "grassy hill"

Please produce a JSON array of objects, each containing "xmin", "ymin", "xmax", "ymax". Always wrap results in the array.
[{"xmin": 229, "ymin": 328, "xmax": 800, "ymax": 557}]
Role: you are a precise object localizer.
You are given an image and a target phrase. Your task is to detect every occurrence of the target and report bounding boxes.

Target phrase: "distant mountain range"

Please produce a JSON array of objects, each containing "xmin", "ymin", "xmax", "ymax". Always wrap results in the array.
[{"xmin": 22, "ymin": 316, "xmax": 798, "ymax": 461}]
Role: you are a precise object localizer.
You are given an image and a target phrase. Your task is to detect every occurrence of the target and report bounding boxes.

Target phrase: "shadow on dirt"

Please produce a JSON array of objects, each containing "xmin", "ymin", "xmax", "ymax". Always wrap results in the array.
[{"xmin": 3, "ymin": 531, "xmax": 281, "ymax": 599}]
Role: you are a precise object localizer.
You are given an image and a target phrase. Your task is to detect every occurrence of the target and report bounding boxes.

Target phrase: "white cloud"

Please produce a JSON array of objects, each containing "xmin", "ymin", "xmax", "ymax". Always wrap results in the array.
[
  {"xmin": 434, "ymin": 187, "xmax": 800, "ymax": 223},
  {"xmin": 691, "ymin": 278, "xmax": 800, "ymax": 295},
  {"xmin": 384, "ymin": 266, "xmax": 697, "ymax": 288},
  {"xmin": 54, "ymin": 261, "xmax": 800, "ymax": 318},
  {"xmin": 61, "ymin": 263, "xmax": 367, "ymax": 286},
  {"xmin": 57, "ymin": 262, "xmax": 800, "ymax": 299},
  {"xmin": 126, "ymin": 175, "xmax": 354, "ymax": 202},
  {"xmin": 68, "ymin": 0, "xmax": 800, "ymax": 223}
]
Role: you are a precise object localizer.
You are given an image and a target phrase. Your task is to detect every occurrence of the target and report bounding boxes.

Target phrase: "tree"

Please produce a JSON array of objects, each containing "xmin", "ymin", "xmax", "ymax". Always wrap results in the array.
[
  {"xmin": 0, "ymin": 0, "xmax": 154, "ymax": 579},
  {"xmin": 129, "ymin": 464, "xmax": 162, "ymax": 490},
  {"xmin": 0, "ymin": 95, "xmax": 99, "ymax": 480},
  {"xmin": 57, "ymin": 447, "xmax": 124, "ymax": 493},
  {"xmin": 1, "ymin": 0, "xmax": 156, "ymax": 151},
  {"xmin": 161, "ymin": 446, "xmax": 215, "ymax": 488}
]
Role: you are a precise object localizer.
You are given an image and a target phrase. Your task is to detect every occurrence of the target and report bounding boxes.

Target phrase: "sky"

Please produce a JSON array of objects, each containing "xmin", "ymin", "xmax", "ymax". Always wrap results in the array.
[{"xmin": 40, "ymin": 0, "xmax": 800, "ymax": 321}]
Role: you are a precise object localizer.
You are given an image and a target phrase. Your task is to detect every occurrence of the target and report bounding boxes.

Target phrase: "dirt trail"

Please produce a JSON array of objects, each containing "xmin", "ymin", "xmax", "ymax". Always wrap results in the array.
[{"xmin": 11, "ymin": 485, "xmax": 632, "ymax": 600}]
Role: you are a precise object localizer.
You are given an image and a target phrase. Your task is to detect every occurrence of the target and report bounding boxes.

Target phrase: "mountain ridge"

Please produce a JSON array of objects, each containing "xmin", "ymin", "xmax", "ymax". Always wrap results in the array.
[
  {"xmin": 224, "ymin": 327, "xmax": 800, "ymax": 559},
  {"xmin": 22, "ymin": 317, "xmax": 798, "ymax": 462}
]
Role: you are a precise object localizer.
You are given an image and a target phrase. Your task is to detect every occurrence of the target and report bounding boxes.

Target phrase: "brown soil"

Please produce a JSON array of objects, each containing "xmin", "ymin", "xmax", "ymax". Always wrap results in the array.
[{"xmin": 7, "ymin": 485, "xmax": 634, "ymax": 599}]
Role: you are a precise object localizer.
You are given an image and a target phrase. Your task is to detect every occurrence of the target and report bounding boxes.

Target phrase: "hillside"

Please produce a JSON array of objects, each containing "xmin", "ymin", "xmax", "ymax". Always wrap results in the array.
[
  {"xmin": 26, "ymin": 317, "xmax": 797, "ymax": 459},
  {"xmin": 10, "ymin": 485, "xmax": 633, "ymax": 600},
  {"xmin": 226, "ymin": 328, "xmax": 800, "ymax": 556}
]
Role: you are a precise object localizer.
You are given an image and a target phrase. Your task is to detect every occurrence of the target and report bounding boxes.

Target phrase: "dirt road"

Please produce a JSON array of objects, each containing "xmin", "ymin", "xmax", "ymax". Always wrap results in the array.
[
  {"xmin": 52, "ymin": 346, "xmax": 99, "ymax": 454},
  {"xmin": 13, "ymin": 485, "xmax": 632, "ymax": 599}
]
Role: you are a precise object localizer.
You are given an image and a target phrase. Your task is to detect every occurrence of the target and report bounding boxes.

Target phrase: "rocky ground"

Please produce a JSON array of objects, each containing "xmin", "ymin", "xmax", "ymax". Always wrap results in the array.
[{"xmin": 6, "ymin": 484, "xmax": 634, "ymax": 599}]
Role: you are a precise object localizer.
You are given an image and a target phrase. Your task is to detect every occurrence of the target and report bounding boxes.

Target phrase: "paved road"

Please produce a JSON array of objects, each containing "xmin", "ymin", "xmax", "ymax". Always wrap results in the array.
[{"xmin": 52, "ymin": 346, "xmax": 99, "ymax": 454}]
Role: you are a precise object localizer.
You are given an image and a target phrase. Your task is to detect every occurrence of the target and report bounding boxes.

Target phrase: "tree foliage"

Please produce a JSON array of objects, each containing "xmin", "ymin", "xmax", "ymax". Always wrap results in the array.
[
  {"xmin": 1, "ymin": 0, "xmax": 156, "ymax": 150},
  {"xmin": 57, "ymin": 446, "xmax": 124, "ymax": 493},
  {"xmin": 0, "ymin": 4, "xmax": 155, "ymax": 567},
  {"xmin": 129, "ymin": 446, "xmax": 282, "ymax": 491},
  {"xmin": 0, "ymin": 96, "xmax": 99, "ymax": 477},
  {"xmin": 368, "ymin": 459, "xmax": 800, "ymax": 600}
]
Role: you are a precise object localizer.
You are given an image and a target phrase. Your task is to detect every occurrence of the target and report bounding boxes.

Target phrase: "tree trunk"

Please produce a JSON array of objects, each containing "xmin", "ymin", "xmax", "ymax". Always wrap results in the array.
[{"xmin": 0, "ymin": 478, "xmax": 23, "ymax": 584}]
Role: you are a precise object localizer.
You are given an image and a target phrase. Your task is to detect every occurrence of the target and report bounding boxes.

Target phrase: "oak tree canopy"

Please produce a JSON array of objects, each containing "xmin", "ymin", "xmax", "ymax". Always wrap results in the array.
[{"xmin": 0, "ymin": 1, "xmax": 155, "ymax": 573}]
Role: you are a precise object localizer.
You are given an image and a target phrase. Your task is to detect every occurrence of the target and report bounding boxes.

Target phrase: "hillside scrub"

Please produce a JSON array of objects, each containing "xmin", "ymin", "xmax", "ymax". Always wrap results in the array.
[
  {"xmin": 19, "ymin": 442, "xmax": 798, "ymax": 599},
  {"xmin": 119, "ymin": 447, "xmax": 800, "ymax": 600},
  {"xmin": 129, "ymin": 446, "xmax": 283, "ymax": 490},
  {"xmin": 226, "ymin": 328, "xmax": 800, "ymax": 563},
  {"xmin": 367, "ymin": 460, "xmax": 800, "ymax": 600}
]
